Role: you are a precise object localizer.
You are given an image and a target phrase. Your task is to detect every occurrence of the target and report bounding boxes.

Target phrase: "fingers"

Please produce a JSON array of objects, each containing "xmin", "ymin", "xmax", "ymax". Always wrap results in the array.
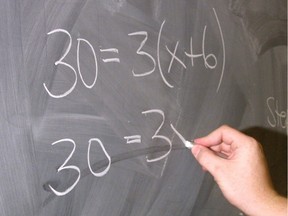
[
  {"xmin": 191, "ymin": 125, "xmax": 256, "ymax": 174},
  {"xmin": 191, "ymin": 145, "xmax": 224, "ymax": 176},
  {"xmin": 194, "ymin": 125, "xmax": 251, "ymax": 148},
  {"xmin": 210, "ymin": 142, "xmax": 231, "ymax": 153}
]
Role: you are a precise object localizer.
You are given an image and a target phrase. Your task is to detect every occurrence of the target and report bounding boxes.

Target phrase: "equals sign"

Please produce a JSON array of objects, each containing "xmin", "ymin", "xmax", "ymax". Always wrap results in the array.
[
  {"xmin": 100, "ymin": 48, "xmax": 120, "ymax": 63},
  {"xmin": 124, "ymin": 135, "xmax": 141, "ymax": 144}
]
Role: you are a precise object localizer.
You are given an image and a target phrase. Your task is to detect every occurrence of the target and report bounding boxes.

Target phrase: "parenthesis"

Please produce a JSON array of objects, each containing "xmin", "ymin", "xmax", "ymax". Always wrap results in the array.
[
  {"xmin": 213, "ymin": 8, "xmax": 226, "ymax": 93},
  {"xmin": 157, "ymin": 20, "xmax": 174, "ymax": 88}
]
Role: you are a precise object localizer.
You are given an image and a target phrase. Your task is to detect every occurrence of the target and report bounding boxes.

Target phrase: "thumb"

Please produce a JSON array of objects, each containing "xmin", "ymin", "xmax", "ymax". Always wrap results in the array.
[{"xmin": 192, "ymin": 145, "xmax": 223, "ymax": 176}]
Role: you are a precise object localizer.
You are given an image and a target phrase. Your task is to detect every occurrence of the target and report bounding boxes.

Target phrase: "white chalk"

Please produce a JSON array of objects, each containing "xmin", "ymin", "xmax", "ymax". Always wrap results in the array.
[
  {"xmin": 184, "ymin": 140, "xmax": 228, "ymax": 159},
  {"xmin": 184, "ymin": 140, "xmax": 194, "ymax": 149}
]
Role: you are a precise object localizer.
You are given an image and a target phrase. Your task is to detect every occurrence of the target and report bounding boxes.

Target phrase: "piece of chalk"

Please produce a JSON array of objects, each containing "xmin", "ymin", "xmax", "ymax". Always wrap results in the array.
[
  {"xmin": 184, "ymin": 140, "xmax": 194, "ymax": 149},
  {"xmin": 184, "ymin": 140, "xmax": 229, "ymax": 159}
]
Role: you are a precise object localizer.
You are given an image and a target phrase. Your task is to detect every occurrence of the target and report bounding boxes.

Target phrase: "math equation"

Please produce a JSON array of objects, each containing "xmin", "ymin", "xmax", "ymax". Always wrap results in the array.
[{"xmin": 44, "ymin": 8, "xmax": 225, "ymax": 196}]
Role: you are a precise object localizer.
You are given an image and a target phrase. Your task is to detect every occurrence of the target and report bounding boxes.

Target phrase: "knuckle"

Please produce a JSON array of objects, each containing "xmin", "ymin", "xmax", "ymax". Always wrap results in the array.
[
  {"xmin": 246, "ymin": 137, "xmax": 263, "ymax": 152},
  {"xmin": 248, "ymin": 137, "xmax": 259, "ymax": 147},
  {"xmin": 220, "ymin": 125, "xmax": 230, "ymax": 131},
  {"xmin": 221, "ymin": 124, "xmax": 229, "ymax": 129}
]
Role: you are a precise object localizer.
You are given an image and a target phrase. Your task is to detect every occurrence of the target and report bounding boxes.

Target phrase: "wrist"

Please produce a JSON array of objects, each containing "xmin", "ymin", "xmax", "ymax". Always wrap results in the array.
[{"xmin": 249, "ymin": 191, "xmax": 287, "ymax": 216}]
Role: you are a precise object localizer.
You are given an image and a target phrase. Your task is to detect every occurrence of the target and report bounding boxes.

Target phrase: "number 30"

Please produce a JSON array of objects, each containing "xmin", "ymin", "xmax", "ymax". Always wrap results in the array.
[{"xmin": 48, "ymin": 138, "xmax": 111, "ymax": 196}]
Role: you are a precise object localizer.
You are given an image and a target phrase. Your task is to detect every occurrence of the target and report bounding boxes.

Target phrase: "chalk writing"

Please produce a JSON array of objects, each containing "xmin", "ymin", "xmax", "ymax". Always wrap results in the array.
[
  {"xmin": 44, "ymin": 8, "xmax": 226, "ymax": 197},
  {"xmin": 128, "ymin": 31, "xmax": 156, "ymax": 77},
  {"xmin": 185, "ymin": 25, "xmax": 217, "ymax": 70},
  {"xmin": 124, "ymin": 135, "xmax": 142, "ymax": 144},
  {"xmin": 100, "ymin": 48, "xmax": 120, "ymax": 63},
  {"xmin": 157, "ymin": 20, "xmax": 174, "ymax": 88},
  {"xmin": 44, "ymin": 29, "xmax": 77, "ymax": 98},
  {"xmin": 213, "ymin": 8, "xmax": 226, "ymax": 92},
  {"xmin": 166, "ymin": 41, "xmax": 187, "ymax": 73},
  {"xmin": 170, "ymin": 123, "xmax": 188, "ymax": 145},
  {"xmin": 45, "ymin": 30, "xmax": 99, "ymax": 97},
  {"xmin": 128, "ymin": 9, "xmax": 225, "ymax": 90},
  {"xmin": 142, "ymin": 109, "xmax": 172, "ymax": 162},
  {"xmin": 45, "ymin": 8, "xmax": 225, "ymax": 97},
  {"xmin": 142, "ymin": 109, "xmax": 192, "ymax": 162},
  {"xmin": 48, "ymin": 139, "xmax": 80, "ymax": 196},
  {"xmin": 88, "ymin": 138, "xmax": 111, "ymax": 177},
  {"xmin": 266, "ymin": 97, "xmax": 287, "ymax": 128},
  {"xmin": 77, "ymin": 38, "xmax": 98, "ymax": 88},
  {"xmin": 48, "ymin": 108, "xmax": 191, "ymax": 196},
  {"xmin": 49, "ymin": 138, "xmax": 111, "ymax": 196}
]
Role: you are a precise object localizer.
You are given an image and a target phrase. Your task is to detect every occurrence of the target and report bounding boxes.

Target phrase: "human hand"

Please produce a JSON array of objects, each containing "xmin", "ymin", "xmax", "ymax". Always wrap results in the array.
[{"xmin": 191, "ymin": 125, "xmax": 287, "ymax": 216}]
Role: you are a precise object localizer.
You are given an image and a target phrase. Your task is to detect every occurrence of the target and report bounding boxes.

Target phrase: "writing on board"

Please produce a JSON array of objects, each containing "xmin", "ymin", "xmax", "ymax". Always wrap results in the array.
[
  {"xmin": 266, "ymin": 97, "xmax": 287, "ymax": 128},
  {"xmin": 44, "ymin": 8, "xmax": 225, "ymax": 98},
  {"xmin": 43, "ymin": 8, "xmax": 226, "ymax": 197},
  {"xmin": 48, "ymin": 109, "xmax": 190, "ymax": 196}
]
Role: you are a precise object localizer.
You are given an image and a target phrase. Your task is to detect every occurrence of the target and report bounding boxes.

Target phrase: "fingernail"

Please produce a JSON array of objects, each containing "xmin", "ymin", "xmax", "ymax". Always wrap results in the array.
[{"xmin": 192, "ymin": 145, "xmax": 201, "ymax": 158}]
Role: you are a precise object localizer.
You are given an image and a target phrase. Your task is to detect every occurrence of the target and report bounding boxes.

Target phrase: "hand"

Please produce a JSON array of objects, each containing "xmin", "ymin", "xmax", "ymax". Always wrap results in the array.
[{"xmin": 191, "ymin": 125, "xmax": 287, "ymax": 216}]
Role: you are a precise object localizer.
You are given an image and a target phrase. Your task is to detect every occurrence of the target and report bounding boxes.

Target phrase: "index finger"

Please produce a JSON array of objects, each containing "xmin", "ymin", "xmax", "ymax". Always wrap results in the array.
[{"xmin": 194, "ymin": 125, "xmax": 251, "ymax": 148}]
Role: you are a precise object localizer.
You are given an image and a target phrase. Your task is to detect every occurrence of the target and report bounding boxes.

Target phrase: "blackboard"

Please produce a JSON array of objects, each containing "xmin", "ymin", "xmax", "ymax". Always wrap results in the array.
[{"xmin": 0, "ymin": 0, "xmax": 286, "ymax": 215}]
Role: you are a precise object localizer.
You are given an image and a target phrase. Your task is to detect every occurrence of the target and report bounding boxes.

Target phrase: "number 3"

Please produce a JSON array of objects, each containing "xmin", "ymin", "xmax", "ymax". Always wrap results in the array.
[
  {"xmin": 44, "ymin": 29, "xmax": 77, "ymax": 98},
  {"xmin": 48, "ymin": 139, "xmax": 81, "ymax": 196},
  {"xmin": 142, "ymin": 109, "xmax": 172, "ymax": 162}
]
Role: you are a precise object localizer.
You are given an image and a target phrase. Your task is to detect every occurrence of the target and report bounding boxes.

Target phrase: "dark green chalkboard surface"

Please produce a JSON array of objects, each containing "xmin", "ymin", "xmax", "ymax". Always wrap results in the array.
[{"xmin": 0, "ymin": 0, "xmax": 286, "ymax": 215}]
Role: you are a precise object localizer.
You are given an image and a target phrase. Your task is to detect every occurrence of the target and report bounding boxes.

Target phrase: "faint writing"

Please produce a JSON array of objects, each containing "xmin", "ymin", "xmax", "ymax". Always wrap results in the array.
[{"xmin": 266, "ymin": 97, "xmax": 287, "ymax": 128}]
